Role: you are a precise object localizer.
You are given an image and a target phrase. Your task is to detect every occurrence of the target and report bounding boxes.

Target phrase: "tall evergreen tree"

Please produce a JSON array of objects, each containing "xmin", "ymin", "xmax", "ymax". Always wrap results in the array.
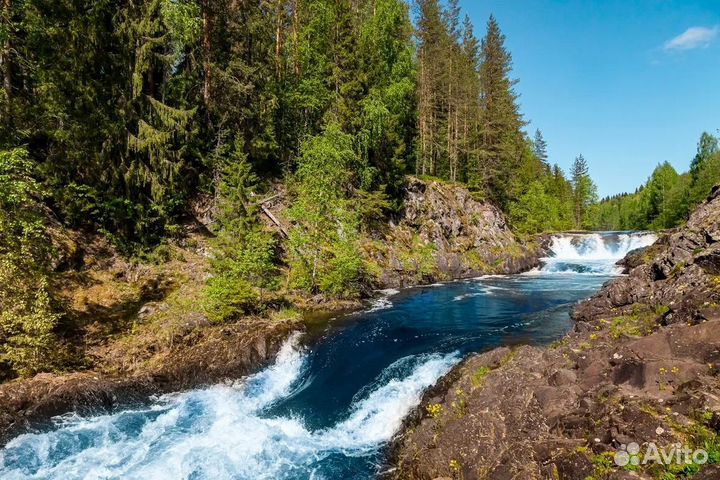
[
  {"xmin": 476, "ymin": 15, "xmax": 524, "ymax": 207},
  {"xmin": 570, "ymin": 154, "xmax": 598, "ymax": 228},
  {"xmin": 533, "ymin": 129, "xmax": 549, "ymax": 172}
]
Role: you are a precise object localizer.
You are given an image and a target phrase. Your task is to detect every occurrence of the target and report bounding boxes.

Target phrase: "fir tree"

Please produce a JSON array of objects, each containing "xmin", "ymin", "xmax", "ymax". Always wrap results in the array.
[
  {"xmin": 477, "ymin": 15, "xmax": 525, "ymax": 208},
  {"xmin": 533, "ymin": 129, "xmax": 549, "ymax": 172}
]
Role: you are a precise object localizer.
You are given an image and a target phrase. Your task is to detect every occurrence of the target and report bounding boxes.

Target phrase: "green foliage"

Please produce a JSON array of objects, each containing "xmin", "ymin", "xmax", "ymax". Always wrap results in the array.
[
  {"xmin": 203, "ymin": 274, "xmax": 259, "ymax": 322},
  {"xmin": 287, "ymin": 124, "xmax": 366, "ymax": 297},
  {"xmin": 510, "ymin": 179, "xmax": 566, "ymax": 234},
  {"xmin": 571, "ymin": 154, "xmax": 598, "ymax": 229},
  {"xmin": 589, "ymin": 132, "xmax": 720, "ymax": 231},
  {"xmin": 203, "ymin": 142, "xmax": 278, "ymax": 321},
  {"xmin": 470, "ymin": 365, "xmax": 491, "ymax": 388},
  {"xmin": 0, "ymin": 148, "xmax": 63, "ymax": 377}
]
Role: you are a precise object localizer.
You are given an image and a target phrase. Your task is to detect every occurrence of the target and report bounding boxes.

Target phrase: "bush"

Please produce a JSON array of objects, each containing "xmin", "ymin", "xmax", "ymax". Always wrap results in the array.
[
  {"xmin": 203, "ymin": 274, "xmax": 259, "ymax": 322},
  {"xmin": 0, "ymin": 148, "xmax": 64, "ymax": 377}
]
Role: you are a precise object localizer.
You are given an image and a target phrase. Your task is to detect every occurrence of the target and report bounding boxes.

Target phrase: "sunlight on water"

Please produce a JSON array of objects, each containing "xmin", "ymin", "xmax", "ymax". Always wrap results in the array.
[{"xmin": 0, "ymin": 336, "xmax": 457, "ymax": 480}]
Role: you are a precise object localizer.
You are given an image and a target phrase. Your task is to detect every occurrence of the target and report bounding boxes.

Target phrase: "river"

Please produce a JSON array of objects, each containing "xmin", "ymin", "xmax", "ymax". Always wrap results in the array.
[{"xmin": 0, "ymin": 232, "xmax": 656, "ymax": 480}]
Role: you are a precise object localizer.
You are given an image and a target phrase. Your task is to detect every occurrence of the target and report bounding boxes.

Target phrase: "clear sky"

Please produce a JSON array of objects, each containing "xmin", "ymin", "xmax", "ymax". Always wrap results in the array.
[{"xmin": 459, "ymin": 0, "xmax": 720, "ymax": 198}]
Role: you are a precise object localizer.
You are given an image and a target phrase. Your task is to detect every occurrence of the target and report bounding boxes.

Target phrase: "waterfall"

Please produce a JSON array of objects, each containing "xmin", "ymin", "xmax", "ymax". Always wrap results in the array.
[{"xmin": 538, "ymin": 231, "xmax": 657, "ymax": 275}]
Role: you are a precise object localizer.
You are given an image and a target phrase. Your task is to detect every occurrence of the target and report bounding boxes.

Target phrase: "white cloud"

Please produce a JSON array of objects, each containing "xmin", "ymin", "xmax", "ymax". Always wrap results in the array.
[{"xmin": 664, "ymin": 26, "xmax": 719, "ymax": 51}]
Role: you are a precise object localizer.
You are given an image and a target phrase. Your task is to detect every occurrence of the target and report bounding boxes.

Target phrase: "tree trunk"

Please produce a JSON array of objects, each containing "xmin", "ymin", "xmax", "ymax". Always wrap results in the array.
[
  {"xmin": 292, "ymin": 0, "xmax": 300, "ymax": 77},
  {"xmin": 202, "ymin": 0, "xmax": 211, "ymax": 105},
  {"xmin": 1, "ymin": 0, "xmax": 11, "ymax": 100},
  {"xmin": 274, "ymin": 0, "xmax": 284, "ymax": 78}
]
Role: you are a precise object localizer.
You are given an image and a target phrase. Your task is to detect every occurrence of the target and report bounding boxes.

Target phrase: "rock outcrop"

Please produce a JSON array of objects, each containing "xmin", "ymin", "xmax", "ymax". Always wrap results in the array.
[
  {"xmin": 390, "ymin": 187, "xmax": 720, "ymax": 480},
  {"xmin": 367, "ymin": 177, "xmax": 542, "ymax": 288}
]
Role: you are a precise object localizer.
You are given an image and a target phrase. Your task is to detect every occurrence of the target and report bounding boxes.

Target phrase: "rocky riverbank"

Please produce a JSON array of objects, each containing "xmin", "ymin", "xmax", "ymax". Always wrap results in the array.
[
  {"xmin": 390, "ymin": 187, "xmax": 720, "ymax": 480},
  {"xmin": 364, "ymin": 177, "xmax": 544, "ymax": 288},
  {"xmin": 0, "ymin": 318, "xmax": 299, "ymax": 445}
]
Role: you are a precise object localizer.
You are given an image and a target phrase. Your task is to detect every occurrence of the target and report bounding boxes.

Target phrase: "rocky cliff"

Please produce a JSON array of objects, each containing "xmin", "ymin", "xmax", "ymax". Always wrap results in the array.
[
  {"xmin": 366, "ymin": 177, "xmax": 542, "ymax": 288},
  {"xmin": 390, "ymin": 187, "xmax": 720, "ymax": 480}
]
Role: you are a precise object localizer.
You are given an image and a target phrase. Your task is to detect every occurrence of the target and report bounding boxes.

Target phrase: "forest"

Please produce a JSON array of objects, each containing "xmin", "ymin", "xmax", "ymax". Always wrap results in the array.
[
  {"xmin": 0, "ymin": 0, "xmax": 716, "ymax": 377},
  {"xmin": 0, "ymin": 0, "xmax": 596, "ymax": 244}
]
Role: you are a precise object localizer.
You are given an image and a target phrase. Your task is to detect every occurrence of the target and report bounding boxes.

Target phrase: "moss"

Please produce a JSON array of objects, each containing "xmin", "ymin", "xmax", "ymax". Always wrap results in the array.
[
  {"xmin": 608, "ymin": 306, "xmax": 662, "ymax": 339},
  {"xmin": 397, "ymin": 233, "xmax": 437, "ymax": 279},
  {"xmin": 268, "ymin": 308, "xmax": 302, "ymax": 322},
  {"xmin": 669, "ymin": 262, "xmax": 686, "ymax": 277},
  {"xmin": 464, "ymin": 249, "xmax": 491, "ymax": 271},
  {"xmin": 585, "ymin": 452, "xmax": 616, "ymax": 479},
  {"xmin": 471, "ymin": 366, "xmax": 491, "ymax": 388}
]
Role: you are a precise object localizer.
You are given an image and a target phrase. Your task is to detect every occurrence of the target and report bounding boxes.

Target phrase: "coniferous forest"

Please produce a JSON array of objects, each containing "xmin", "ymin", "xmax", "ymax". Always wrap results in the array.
[
  {"xmin": 1, "ymin": 0, "xmax": 590, "ymax": 247},
  {"xmin": 1, "ymin": 0, "xmax": 719, "ymax": 379}
]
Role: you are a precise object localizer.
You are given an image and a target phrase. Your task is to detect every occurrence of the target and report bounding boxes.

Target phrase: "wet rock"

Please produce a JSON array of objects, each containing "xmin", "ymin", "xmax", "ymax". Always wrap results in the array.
[{"xmin": 695, "ymin": 464, "xmax": 720, "ymax": 479}]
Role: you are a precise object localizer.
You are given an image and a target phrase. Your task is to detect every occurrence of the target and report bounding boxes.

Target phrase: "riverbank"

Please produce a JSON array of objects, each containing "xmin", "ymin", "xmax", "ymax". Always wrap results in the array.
[
  {"xmin": 389, "ymin": 187, "xmax": 720, "ymax": 480},
  {"xmin": 0, "ymin": 176, "xmax": 543, "ymax": 445}
]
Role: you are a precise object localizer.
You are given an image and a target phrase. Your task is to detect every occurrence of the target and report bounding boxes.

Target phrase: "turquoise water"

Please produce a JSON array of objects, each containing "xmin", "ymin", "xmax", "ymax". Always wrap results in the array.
[{"xmin": 0, "ymin": 232, "xmax": 656, "ymax": 480}]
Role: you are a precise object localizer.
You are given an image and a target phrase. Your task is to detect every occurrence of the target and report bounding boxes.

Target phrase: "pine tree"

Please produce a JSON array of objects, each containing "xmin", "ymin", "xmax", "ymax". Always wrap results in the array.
[
  {"xmin": 416, "ymin": 0, "xmax": 447, "ymax": 177},
  {"xmin": 533, "ymin": 129, "xmax": 549, "ymax": 172},
  {"xmin": 570, "ymin": 154, "xmax": 598, "ymax": 228},
  {"xmin": 205, "ymin": 141, "xmax": 278, "ymax": 321},
  {"xmin": 460, "ymin": 14, "xmax": 481, "ymax": 186},
  {"xmin": 477, "ymin": 15, "xmax": 525, "ymax": 207}
]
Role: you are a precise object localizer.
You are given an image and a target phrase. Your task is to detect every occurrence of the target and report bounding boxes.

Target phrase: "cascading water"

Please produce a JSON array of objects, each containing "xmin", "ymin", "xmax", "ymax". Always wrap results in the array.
[
  {"xmin": 0, "ymin": 231, "xmax": 658, "ymax": 480},
  {"xmin": 538, "ymin": 231, "xmax": 657, "ymax": 275},
  {"xmin": 0, "ymin": 334, "xmax": 457, "ymax": 480}
]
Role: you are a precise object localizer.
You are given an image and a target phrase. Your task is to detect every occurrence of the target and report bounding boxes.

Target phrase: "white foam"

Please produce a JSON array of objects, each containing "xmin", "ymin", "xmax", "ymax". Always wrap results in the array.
[
  {"xmin": 375, "ymin": 288, "xmax": 400, "ymax": 297},
  {"xmin": 540, "ymin": 232, "xmax": 657, "ymax": 275},
  {"xmin": 366, "ymin": 289, "xmax": 401, "ymax": 312},
  {"xmin": 0, "ymin": 336, "xmax": 458, "ymax": 480},
  {"xmin": 366, "ymin": 296, "xmax": 393, "ymax": 312}
]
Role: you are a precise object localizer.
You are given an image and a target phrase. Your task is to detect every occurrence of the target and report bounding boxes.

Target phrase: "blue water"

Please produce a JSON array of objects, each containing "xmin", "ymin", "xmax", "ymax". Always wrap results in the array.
[{"xmin": 0, "ymin": 233, "xmax": 657, "ymax": 480}]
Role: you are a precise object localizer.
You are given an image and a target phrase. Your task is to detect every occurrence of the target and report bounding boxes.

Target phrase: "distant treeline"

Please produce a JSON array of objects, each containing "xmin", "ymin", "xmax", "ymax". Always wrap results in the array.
[{"xmin": 589, "ymin": 132, "xmax": 720, "ymax": 231}]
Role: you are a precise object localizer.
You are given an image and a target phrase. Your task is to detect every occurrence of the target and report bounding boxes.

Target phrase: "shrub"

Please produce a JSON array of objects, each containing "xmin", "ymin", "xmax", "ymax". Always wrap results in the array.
[
  {"xmin": 203, "ymin": 274, "xmax": 259, "ymax": 322},
  {"xmin": 0, "ymin": 148, "xmax": 64, "ymax": 377}
]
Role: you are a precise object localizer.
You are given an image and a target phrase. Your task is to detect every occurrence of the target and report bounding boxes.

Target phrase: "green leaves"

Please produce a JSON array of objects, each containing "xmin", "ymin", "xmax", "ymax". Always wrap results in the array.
[
  {"xmin": 204, "ymin": 142, "xmax": 278, "ymax": 321},
  {"xmin": 287, "ymin": 124, "xmax": 365, "ymax": 297},
  {"xmin": 590, "ymin": 132, "xmax": 720, "ymax": 231},
  {"xmin": 0, "ymin": 147, "xmax": 63, "ymax": 378}
]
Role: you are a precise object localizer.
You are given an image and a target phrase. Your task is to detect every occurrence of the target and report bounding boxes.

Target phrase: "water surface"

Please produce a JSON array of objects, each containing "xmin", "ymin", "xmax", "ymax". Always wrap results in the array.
[{"xmin": 0, "ymin": 232, "xmax": 656, "ymax": 480}]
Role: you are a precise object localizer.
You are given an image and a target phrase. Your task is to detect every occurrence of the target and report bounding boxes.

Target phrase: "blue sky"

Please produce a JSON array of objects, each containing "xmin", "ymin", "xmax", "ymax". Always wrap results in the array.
[{"xmin": 459, "ymin": 0, "xmax": 720, "ymax": 197}]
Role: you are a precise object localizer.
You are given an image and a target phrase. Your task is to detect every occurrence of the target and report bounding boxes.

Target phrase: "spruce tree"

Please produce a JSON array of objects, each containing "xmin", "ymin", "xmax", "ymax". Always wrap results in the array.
[
  {"xmin": 477, "ymin": 15, "xmax": 524, "ymax": 208},
  {"xmin": 533, "ymin": 129, "xmax": 549, "ymax": 172},
  {"xmin": 570, "ymin": 154, "xmax": 598, "ymax": 228}
]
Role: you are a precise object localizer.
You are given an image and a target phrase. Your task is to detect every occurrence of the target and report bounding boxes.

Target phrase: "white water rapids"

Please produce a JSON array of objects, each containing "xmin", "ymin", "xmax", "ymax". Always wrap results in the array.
[
  {"xmin": 0, "ymin": 333, "xmax": 458, "ymax": 480},
  {"xmin": 536, "ymin": 231, "xmax": 657, "ymax": 275}
]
